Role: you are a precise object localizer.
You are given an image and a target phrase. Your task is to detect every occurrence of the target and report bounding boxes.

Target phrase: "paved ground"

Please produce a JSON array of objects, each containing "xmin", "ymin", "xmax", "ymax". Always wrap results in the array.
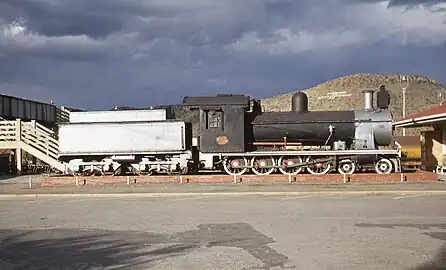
[
  {"xmin": 1, "ymin": 182, "xmax": 446, "ymax": 196},
  {"xmin": 0, "ymin": 174, "xmax": 445, "ymax": 195},
  {"xmin": 0, "ymin": 194, "xmax": 445, "ymax": 269},
  {"xmin": 0, "ymin": 174, "xmax": 44, "ymax": 184}
]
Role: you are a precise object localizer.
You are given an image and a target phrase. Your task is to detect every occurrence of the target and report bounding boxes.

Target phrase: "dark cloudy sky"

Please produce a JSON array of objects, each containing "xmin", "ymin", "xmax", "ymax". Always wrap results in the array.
[{"xmin": 0, "ymin": 0, "xmax": 445, "ymax": 110}]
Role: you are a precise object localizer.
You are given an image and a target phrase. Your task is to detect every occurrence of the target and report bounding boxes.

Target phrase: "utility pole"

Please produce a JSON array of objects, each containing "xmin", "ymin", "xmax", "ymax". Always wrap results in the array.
[{"xmin": 400, "ymin": 75, "xmax": 409, "ymax": 136}]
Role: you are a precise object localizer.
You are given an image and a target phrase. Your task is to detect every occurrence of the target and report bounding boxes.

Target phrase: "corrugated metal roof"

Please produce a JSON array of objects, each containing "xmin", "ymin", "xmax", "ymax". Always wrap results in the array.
[{"xmin": 395, "ymin": 104, "xmax": 446, "ymax": 122}]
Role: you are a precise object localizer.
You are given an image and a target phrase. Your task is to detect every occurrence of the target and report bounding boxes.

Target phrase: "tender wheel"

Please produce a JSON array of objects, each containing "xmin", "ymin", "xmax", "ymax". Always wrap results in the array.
[
  {"xmin": 82, "ymin": 161, "xmax": 103, "ymax": 176},
  {"xmin": 223, "ymin": 156, "xmax": 248, "ymax": 176},
  {"xmin": 375, "ymin": 158, "xmax": 393, "ymax": 174},
  {"xmin": 337, "ymin": 159, "xmax": 356, "ymax": 175},
  {"xmin": 251, "ymin": 156, "xmax": 275, "ymax": 175},
  {"xmin": 306, "ymin": 157, "xmax": 332, "ymax": 175},
  {"xmin": 278, "ymin": 156, "xmax": 304, "ymax": 175},
  {"xmin": 140, "ymin": 170, "xmax": 154, "ymax": 176}
]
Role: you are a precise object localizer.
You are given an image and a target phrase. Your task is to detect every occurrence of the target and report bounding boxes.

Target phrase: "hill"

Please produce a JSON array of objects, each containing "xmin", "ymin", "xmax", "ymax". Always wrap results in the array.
[
  {"xmin": 262, "ymin": 74, "xmax": 445, "ymax": 116},
  {"xmin": 261, "ymin": 74, "xmax": 446, "ymax": 136}
]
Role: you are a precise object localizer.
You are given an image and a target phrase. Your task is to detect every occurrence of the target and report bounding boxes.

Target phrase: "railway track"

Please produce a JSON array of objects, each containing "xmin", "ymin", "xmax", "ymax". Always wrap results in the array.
[{"xmin": 40, "ymin": 171, "xmax": 438, "ymax": 187}]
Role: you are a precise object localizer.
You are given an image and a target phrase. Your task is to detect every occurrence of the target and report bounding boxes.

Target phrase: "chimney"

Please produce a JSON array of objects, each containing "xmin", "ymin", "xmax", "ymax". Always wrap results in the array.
[{"xmin": 362, "ymin": 89, "xmax": 374, "ymax": 111}]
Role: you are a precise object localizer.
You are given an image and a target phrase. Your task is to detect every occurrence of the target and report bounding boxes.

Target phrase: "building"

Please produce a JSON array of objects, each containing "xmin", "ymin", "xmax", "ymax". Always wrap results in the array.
[{"xmin": 393, "ymin": 104, "xmax": 446, "ymax": 173}]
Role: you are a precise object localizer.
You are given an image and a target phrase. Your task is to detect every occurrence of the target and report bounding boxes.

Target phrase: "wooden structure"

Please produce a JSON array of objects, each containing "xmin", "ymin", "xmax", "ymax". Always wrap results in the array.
[{"xmin": 0, "ymin": 119, "xmax": 65, "ymax": 175}]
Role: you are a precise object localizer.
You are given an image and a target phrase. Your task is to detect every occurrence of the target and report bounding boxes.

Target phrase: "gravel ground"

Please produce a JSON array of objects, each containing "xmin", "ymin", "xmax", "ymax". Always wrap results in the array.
[{"xmin": 0, "ymin": 194, "xmax": 445, "ymax": 269}]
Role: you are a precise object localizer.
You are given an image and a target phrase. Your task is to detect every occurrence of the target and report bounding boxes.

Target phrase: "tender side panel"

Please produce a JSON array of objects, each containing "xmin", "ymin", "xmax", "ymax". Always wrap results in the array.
[
  {"xmin": 58, "ymin": 121, "xmax": 186, "ymax": 155},
  {"xmin": 69, "ymin": 109, "xmax": 167, "ymax": 123}
]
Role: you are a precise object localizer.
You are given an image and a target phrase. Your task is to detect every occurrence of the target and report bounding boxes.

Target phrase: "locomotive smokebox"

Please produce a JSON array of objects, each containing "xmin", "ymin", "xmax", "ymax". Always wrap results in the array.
[
  {"xmin": 362, "ymin": 89, "xmax": 374, "ymax": 111},
  {"xmin": 291, "ymin": 91, "xmax": 308, "ymax": 113}
]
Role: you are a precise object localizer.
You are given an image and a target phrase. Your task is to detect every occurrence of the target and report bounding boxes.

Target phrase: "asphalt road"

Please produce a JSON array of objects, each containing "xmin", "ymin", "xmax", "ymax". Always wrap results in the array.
[
  {"xmin": 0, "ymin": 194, "xmax": 445, "ymax": 270},
  {"xmin": 1, "ymin": 181, "xmax": 446, "ymax": 195}
]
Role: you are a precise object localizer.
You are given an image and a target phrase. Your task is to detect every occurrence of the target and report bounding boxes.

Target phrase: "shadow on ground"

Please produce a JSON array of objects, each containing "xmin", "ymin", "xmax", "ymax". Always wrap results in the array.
[
  {"xmin": 0, "ymin": 223, "xmax": 292, "ymax": 269},
  {"xmin": 412, "ymin": 244, "xmax": 446, "ymax": 270},
  {"xmin": 356, "ymin": 223, "xmax": 446, "ymax": 270}
]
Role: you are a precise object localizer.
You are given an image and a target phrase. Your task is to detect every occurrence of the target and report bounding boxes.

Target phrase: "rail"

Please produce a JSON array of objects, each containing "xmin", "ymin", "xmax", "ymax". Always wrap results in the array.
[{"xmin": 0, "ymin": 119, "xmax": 65, "ymax": 173}]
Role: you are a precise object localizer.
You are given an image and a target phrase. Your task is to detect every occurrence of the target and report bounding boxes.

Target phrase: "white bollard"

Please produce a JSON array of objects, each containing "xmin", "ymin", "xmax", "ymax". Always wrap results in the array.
[
  {"xmin": 288, "ymin": 174, "xmax": 291, "ymax": 183},
  {"xmin": 400, "ymin": 173, "xmax": 404, "ymax": 182},
  {"xmin": 75, "ymin": 176, "xmax": 79, "ymax": 187},
  {"xmin": 180, "ymin": 175, "xmax": 183, "ymax": 184},
  {"xmin": 343, "ymin": 174, "xmax": 346, "ymax": 184},
  {"xmin": 233, "ymin": 175, "xmax": 236, "ymax": 183},
  {"xmin": 28, "ymin": 177, "xmax": 32, "ymax": 188},
  {"xmin": 127, "ymin": 176, "xmax": 130, "ymax": 185}
]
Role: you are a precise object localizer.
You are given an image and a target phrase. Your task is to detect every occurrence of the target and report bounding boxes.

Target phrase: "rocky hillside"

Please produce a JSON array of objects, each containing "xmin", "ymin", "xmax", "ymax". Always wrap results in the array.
[
  {"xmin": 262, "ymin": 74, "xmax": 446, "ymax": 136},
  {"xmin": 262, "ymin": 74, "xmax": 445, "ymax": 119}
]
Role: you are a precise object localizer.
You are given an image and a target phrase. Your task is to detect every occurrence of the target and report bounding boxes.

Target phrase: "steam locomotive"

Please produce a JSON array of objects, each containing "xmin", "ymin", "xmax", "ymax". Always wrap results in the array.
[{"xmin": 57, "ymin": 86, "xmax": 401, "ymax": 176}]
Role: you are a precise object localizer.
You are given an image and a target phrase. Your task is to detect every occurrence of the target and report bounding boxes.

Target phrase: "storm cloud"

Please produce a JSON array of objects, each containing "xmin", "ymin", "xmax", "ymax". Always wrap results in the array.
[{"xmin": 0, "ymin": 0, "xmax": 445, "ymax": 109}]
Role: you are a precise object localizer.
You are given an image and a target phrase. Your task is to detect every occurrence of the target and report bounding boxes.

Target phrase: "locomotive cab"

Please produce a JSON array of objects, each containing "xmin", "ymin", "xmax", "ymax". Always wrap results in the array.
[{"xmin": 182, "ymin": 94, "xmax": 250, "ymax": 153}]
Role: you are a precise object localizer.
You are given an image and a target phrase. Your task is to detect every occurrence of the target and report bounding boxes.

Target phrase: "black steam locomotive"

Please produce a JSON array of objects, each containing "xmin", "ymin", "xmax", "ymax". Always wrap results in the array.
[
  {"xmin": 60, "ymin": 87, "xmax": 401, "ymax": 176},
  {"xmin": 181, "ymin": 86, "xmax": 399, "ymax": 175}
]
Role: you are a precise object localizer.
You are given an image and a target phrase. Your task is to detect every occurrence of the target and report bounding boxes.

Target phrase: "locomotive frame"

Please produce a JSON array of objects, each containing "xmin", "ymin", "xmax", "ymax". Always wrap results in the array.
[{"xmin": 57, "ymin": 87, "xmax": 402, "ymax": 177}]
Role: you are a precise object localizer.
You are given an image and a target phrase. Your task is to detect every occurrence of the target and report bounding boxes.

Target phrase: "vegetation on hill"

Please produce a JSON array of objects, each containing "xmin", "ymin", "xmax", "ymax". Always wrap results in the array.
[{"xmin": 261, "ymin": 74, "xmax": 445, "ymax": 121}]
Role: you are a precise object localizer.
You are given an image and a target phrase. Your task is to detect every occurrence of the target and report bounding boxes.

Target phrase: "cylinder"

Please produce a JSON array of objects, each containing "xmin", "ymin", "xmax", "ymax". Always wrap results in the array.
[
  {"xmin": 362, "ymin": 89, "xmax": 374, "ymax": 111},
  {"xmin": 291, "ymin": 92, "xmax": 308, "ymax": 113}
]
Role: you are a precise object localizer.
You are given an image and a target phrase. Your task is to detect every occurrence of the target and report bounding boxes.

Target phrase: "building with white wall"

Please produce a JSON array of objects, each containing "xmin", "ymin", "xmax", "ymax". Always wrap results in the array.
[{"xmin": 393, "ymin": 104, "xmax": 446, "ymax": 173}]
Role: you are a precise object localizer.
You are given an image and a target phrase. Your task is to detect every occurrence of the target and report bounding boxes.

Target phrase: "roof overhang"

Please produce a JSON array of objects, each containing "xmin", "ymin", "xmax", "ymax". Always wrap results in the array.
[{"xmin": 393, "ymin": 113, "xmax": 446, "ymax": 128}]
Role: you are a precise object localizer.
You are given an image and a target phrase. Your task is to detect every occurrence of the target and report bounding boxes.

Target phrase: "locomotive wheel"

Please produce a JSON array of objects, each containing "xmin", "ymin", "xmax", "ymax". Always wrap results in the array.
[
  {"xmin": 306, "ymin": 157, "xmax": 332, "ymax": 175},
  {"xmin": 278, "ymin": 156, "xmax": 304, "ymax": 175},
  {"xmin": 251, "ymin": 156, "xmax": 275, "ymax": 175},
  {"xmin": 375, "ymin": 158, "xmax": 393, "ymax": 174},
  {"xmin": 337, "ymin": 159, "xmax": 356, "ymax": 175},
  {"xmin": 223, "ymin": 156, "xmax": 248, "ymax": 176}
]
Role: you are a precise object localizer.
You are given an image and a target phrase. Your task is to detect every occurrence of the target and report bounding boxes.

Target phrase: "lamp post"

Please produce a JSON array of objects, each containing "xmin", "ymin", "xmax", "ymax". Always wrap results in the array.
[{"xmin": 400, "ymin": 75, "xmax": 409, "ymax": 136}]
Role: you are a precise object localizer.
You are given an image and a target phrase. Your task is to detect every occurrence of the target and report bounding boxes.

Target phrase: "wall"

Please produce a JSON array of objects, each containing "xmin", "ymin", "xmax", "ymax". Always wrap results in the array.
[
  {"xmin": 442, "ymin": 123, "xmax": 446, "ymax": 162},
  {"xmin": 421, "ymin": 123, "xmax": 445, "ymax": 170}
]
